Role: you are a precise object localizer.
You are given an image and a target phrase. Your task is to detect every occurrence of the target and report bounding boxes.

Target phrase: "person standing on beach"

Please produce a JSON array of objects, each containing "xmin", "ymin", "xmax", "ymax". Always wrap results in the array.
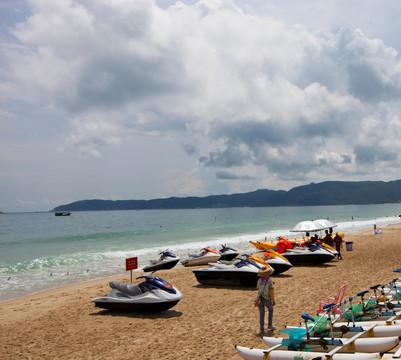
[
  {"xmin": 256, "ymin": 266, "xmax": 275, "ymax": 335},
  {"xmin": 322, "ymin": 230, "xmax": 332, "ymax": 245},
  {"xmin": 334, "ymin": 233, "xmax": 343, "ymax": 260}
]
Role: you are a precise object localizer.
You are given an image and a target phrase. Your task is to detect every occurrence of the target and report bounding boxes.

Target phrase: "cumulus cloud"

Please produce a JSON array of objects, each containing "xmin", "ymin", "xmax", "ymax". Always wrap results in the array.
[
  {"xmin": 3, "ymin": 0, "xmax": 401, "ymax": 206},
  {"xmin": 216, "ymin": 170, "xmax": 255, "ymax": 180}
]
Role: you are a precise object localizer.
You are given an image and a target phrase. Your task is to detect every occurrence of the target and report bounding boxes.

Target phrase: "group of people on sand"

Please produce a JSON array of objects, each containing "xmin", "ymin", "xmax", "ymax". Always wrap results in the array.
[{"xmin": 305, "ymin": 229, "xmax": 344, "ymax": 260}]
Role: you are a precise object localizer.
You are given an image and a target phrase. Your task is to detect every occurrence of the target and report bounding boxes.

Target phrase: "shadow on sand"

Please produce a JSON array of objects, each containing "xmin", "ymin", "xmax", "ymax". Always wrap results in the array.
[
  {"xmin": 90, "ymin": 308, "xmax": 183, "ymax": 319},
  {"xmin": 193, "ymin": 283, "xmax": 257, "ymax": 291}
]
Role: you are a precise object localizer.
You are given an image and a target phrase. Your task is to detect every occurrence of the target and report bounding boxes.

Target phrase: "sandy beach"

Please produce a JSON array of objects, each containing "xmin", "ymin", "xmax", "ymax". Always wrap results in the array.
[{"xmin": 1, "ymin": 224, "xmax": 401, "ymax": 359}]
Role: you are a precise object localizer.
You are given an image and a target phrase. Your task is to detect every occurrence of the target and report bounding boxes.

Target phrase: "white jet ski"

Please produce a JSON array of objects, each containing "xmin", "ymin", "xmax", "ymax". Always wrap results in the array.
[
  {"xmin": 281, "ymin": 245, "xmax": 335, "ymax": 265},
  {"xmin": 180, "ymin": 247, "xmax": 220, "ymax": 267},
  {"xmin": 254, "ymin": 250, "xmax": 293, "ymax": 275},
  {"xmin": 192, "ymin": 257, "xmax": 270, "ymax": 287},
  {"xmin": 91, "ymin": 273, "xmax": 183, "ymax": 312},
  {"xmin": 218, "ymin": 244, "xmax": 239, "ymax": 261},
  {"xmin": 142, "ymin": 249, "xmax": 180, "ymax": 272}
]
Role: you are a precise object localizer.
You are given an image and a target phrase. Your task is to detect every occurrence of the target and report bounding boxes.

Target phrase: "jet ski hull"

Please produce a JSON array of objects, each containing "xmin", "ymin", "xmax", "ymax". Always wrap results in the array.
[
  {"xmin": 219, "ymin": 251, "xmax": 239, "ymax": 261},
  {"xmin": 282, "ymin": 250, "xmax": 334, "ymax": 265},
  {"xmin": 92, "ymin": 298, "xmax": 181, "ymax": 312},
  {"xmin": 268, "ymin": 262, "xmax": 293, "ymax": 274},
  {"xmin": 181, "ymin": 254, "xmax": 221, "ymax": 267},
  {"xmin": 193, "ymin": 269, "xmax": 258, "ymax": 287},
  {"xmin": 263, "ymin": 256, "xmax": 293, "ymax": 274},
  {"xmin": 142, "ymin": 258, "xmax": 180, "ymax": 272}
]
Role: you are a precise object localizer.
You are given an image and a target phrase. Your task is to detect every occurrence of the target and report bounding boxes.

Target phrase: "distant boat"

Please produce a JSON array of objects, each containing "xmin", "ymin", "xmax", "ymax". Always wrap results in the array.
[{"xmin": 55, "ymin": 211, "xmax": 71, "ymax": 216}]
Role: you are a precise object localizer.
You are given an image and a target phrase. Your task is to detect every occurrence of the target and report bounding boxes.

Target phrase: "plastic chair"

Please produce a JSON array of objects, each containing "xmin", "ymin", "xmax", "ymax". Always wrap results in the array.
[{"xmin": 317, "ymin": 284, "xmax": 347, "ymax": 314}]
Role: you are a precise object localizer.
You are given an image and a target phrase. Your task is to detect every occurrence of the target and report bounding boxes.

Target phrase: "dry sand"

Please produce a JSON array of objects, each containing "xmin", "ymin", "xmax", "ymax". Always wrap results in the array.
[{"xmin": 1, "ymin": 223, "xmax": 401, "ymax": 359}]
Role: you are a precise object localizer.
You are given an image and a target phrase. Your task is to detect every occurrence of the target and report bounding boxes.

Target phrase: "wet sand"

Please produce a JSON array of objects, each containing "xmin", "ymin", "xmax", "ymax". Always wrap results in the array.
[{"xmin": 1, "ymin": 223, "xmax": 401, "ymax": 359}]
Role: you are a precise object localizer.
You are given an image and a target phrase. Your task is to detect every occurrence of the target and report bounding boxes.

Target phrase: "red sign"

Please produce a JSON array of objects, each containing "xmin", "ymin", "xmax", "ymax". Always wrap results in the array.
[{"xmin": 125, "ymin": 257, "xmax": 138, "ymax": 271}]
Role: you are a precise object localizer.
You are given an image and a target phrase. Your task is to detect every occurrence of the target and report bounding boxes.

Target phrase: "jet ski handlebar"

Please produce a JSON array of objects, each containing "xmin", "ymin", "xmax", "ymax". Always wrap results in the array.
[{"xmin": 136, "ymin": 271, "xmax": 156, "ymax": 280}]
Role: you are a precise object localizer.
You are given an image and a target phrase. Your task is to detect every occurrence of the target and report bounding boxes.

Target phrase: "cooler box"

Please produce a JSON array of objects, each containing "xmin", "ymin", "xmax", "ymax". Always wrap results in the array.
[{"xmin": 346, "ymin": 241, "xmax": 353, "ymax": 251}]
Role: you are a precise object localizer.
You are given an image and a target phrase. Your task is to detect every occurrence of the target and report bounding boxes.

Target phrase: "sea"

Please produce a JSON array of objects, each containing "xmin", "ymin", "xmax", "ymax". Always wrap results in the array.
[{"xmin": 1, "ymin": 204, "xmax": 400, "ymax": 302}]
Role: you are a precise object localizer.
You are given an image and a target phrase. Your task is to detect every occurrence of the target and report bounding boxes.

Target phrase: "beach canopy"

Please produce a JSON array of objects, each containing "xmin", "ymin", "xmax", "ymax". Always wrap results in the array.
[
  {"xmin": 290, "ymin": 219, "xmax": 337, "ymax": 232},
  {"xmin": 313, "ymin": 219, "xmax": 337, "ymax": 230},
  {"xmin": 290, "ymin": 220, "xmax": 326, "ymax": 232}
]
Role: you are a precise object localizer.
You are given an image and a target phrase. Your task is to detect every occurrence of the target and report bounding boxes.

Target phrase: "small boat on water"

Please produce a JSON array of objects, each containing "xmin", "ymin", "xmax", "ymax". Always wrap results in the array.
[
  {"xmin": 55, "ymin": 211, "xmax": 71, "ymax": 216},
  {"xmin": 180, "ymin": 247, "xmax": 220, "ymax": 267},
  {"xmin": 192, "ymin": 257, "xmax": 269, "ymax": 287},
  {"xmin": 218, "ymin": 244, "xmax": 239, "ymax": 261},
  {"xmin": 142, "ymin": 250, "xmax": 180, "ymax": 272}
]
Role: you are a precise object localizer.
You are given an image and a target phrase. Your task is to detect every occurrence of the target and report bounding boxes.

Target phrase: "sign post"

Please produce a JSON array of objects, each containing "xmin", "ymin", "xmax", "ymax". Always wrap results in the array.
[{"xmin": 125, "ymin": 256, "xmax": 138, "ymax": 283}]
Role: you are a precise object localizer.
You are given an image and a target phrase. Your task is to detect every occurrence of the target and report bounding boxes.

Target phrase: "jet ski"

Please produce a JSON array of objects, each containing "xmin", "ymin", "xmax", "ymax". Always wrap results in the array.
[
  {"xmin": 180, "ymin": 247, "xmax": 220, "ymax": 267},
  {"xmin": 218, "ymin": 244, "xmax": 239, "ymax": 261},
  {"xmin": 91, "ymin": 273, "xmax": 183, "ymax": 312},
  {"xmin": 192, "ymin": 257, "xmax": 270, "ymax": 287},
  {"xmin": 251, "ymin": 237, "xmax": 338, "ymax": 263},
  {"xmin": 282, "ymin": 245, "xmax": 335, "ymax": 265},
  {"xmin": 142, "ymin": 249, "xmax": 180, "ymax": 272},
  {"xmin": 243, "ymin": 252, "xmax": 292, "ymax": 275},
  {"xmin": 259, "ymin": 250, "xmax": 293, "ymax": 274}
]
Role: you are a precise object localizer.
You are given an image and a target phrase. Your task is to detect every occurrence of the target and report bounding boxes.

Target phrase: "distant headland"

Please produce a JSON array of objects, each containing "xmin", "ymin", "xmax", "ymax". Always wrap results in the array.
[{"xmin": 52, "ymin": 180, "xmax": 401, "ymax": 212}]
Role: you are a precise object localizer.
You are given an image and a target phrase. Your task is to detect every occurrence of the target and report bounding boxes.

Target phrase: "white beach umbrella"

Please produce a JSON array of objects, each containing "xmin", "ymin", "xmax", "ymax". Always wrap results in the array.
[
  {"xmin": 313, "ymin": 219, "xmax": 337, "ymax": 230},
  {"xmin": 290, "ymin": 220, "xmax": 326, "ymax": 233}
]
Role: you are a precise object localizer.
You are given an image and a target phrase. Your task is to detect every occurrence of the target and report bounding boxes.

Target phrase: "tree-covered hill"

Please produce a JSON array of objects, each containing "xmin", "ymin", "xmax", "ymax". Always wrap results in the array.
[{"xmin": 52, "ymin": 179, "xmax": 401, "ymax": 212}]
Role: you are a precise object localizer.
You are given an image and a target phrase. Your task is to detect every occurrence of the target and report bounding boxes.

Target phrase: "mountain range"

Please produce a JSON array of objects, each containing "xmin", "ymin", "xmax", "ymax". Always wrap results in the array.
[{"xmin": 52, "ymin": 179, "xmax": 401, "ymax": 212}]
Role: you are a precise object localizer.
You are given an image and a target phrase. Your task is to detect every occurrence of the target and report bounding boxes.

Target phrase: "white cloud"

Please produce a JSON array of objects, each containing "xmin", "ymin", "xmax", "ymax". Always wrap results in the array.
[{"xmin": 1, "ymin": 0, "xmax": 401, "ymax": 211}]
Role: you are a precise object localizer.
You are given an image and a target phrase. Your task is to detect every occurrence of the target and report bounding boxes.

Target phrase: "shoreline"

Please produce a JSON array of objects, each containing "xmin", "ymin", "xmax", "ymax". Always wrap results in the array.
[
  {"xmin": 2, "ymin": 207, "xmax": 400, "ymax": 304},
  {"xmin": 2, "ymin": 225, "xmax": 401, "ymax": 359}
]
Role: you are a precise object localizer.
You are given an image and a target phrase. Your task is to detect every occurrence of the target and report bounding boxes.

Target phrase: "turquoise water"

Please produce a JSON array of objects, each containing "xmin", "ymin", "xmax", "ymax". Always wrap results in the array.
[{"xmin": 1, "ymin": 204, "xmax": 400, "ymax": 302}]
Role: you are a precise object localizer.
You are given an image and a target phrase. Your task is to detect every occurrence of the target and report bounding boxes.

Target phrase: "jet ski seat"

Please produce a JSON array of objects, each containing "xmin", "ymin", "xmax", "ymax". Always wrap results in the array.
[
  {"xmin": 212, "ymin": 262, "xmax": 233, "ymax": 269},
  {"xmin": 218, "ymin": 260, "xmax": 235, "ymax": 265},
  {"xmin": 109, "ymin": 281, "xmax": 143, "ymax": 296}
]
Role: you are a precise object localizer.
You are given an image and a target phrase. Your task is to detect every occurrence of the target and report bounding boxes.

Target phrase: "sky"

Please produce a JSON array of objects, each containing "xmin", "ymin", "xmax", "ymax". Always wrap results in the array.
[{"xmin": 1, "ymin": 0, "xmax": 401, "ymax": 212}]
